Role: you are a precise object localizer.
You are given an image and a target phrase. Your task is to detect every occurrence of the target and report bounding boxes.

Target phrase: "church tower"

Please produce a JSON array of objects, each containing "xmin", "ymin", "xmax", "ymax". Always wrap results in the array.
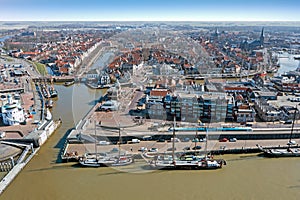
[{"xmin": 260, "ymin": 27, "xmax": 264, "ymax": 47}]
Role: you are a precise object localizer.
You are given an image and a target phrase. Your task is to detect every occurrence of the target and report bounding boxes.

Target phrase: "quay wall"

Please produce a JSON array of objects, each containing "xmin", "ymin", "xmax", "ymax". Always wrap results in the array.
[
  {"xmin": 70, "ymin": 131, "xmax": 300, "ymax": 145},
  {"xmin": 0, "ymin": 119, "xmax": 61, "ymax": 195}
]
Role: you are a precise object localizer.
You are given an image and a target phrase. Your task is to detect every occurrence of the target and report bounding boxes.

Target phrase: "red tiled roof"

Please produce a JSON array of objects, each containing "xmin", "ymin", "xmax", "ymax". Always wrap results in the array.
[{"xmin": 150, "ymin": 89, "xmax": 168, "ymax": 97}]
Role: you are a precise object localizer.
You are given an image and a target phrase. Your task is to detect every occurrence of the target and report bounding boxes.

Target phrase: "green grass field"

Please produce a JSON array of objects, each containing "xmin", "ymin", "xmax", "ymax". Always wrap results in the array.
[{"xmin": 32, "ymin": 61, "xmax": 47, "ymax": 76}]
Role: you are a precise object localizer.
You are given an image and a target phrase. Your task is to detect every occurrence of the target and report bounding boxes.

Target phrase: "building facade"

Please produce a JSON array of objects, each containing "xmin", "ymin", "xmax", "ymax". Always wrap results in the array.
[{"xmin": 1, "ymin": 94, "xmax": 25, "ymax": 126}]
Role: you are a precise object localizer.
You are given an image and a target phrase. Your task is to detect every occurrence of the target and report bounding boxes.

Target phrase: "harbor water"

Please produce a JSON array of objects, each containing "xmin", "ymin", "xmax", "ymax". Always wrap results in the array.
[
  {"xmin": 0, "ymin": 83, "xmax": 300, "ymax": 200},
  {"xmin": 277, "ymin": 53, "xmax": 300, "ymax": 74}
]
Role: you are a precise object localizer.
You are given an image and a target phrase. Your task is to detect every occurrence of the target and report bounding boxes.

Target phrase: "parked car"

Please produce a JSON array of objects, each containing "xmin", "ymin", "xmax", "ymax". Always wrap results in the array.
[
  {"xmin": 183, "ymin": 137, "xmax": 190, "ymax": 142},
  {"xmin": 192, "ymin": 145, "xmax": 202, "ymax": 150},
  {"xmin": 192, "ymin": 138, "xmax": 199, "ymax": 142},
  {"xmin": 99, "ymin": 101, "xmax": 119, "ymax": 111},
  {"xmin": 138, "ymin": 147, "xmax": 148, "ymax": 152},
  {"xmin": 148, "ymin": 147, "xmax": 158, "ymax": 152},
  {"xmin": 183, "ymin": 146, "xmax": 191, "ymax": 151},
  {"xmin": 129, "ymin": 109, "xmax": 149, "ymax": 118},
  {"xmin": 131, "ymin": 138, "xmax": 140, "ymax": 143},
  {"xmin": 157, "ymin": 138, "xmax": 165, "ymax": 142},
  {"xmin": 111, "ymin": 148, "xmax": 119, "ymax": 153},
  {"xmin": 229, "ymin": 138, "xmax": 237, "ymax": 142},
  {"xmin": 284, "ymin": 120, "xmax": 293, "ymax": 124},
  {"xmin": 98, "ymin": 141, "xmax": 110, "ymax": 145},
  {"xmin": 199, "ymin": 138, "xmax": 206, "ymax": 142},
  {"xmin": 170, "ymin": 138, "xmax": 180, "ymax": 142},
  {"xmin": 287, "ymin": 140, "xmax": 296, "ymax": 145},
  {"xmin": 167, "ymin": 147, "xmax": 176, "ymax": 151},
  {"xmin": 0, "ymin": 131, "xmax": 6, "ymax": 138},
  {"xmin": 0, "ymin": 94, "xmax": 6, "ymax": 100},
  {"xmin": 142, "ymin": 135, "xmax": 152, "ymax": 141},
  {"xmin": 219, "ymin": 138, "xmax": 228, "ymax": 142}
]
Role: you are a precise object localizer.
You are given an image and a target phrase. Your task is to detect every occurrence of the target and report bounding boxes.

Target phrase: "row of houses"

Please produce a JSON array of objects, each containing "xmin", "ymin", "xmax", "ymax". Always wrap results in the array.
[
  {"xmin": 6, "ymin": 31, "xmax": 105, "ymax": 75},
  {"xmin": 192, "ymin": 28, "xmax": 267, "ymax": 76}
]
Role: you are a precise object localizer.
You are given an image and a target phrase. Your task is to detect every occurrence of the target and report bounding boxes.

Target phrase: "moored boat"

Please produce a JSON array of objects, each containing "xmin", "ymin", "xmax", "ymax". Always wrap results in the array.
[
  {"xmin": 79, "ymin": 152, "xmax": 133, "ymax": 167},
  {"xmin": 257, "ymin": 106, "xmax": 299, "ymax": 157},
  {"xmin": 257, "ymin": 145, "xmax": 300, "ymax": 157},
  {"xmin": 64, "ymin": 81, "xmax": 74, "ymax": 87},
  {"xmin": 85, "ymin": 81, "xmax": 112, "ymax": 89},
  {"xmin": 49, "ymin": 87, "xmax": 58, "ymax": 98},
  {"xmin": 148, "ymin": 153, "xmax": 224, "ymax": 170},
  {"xmin": 78, "ymin": 121, "xmax": 133, "ymax": 167},
  {"xmin": 294, "ymin": 56, "xmax": 300, "ymax": 60},
  {"xmin": 45, "ymin": 99, "xmax": 53, "ymax": 108},
  {"xmin": 146, "ymin": 117, "xmax": 225, "ymax": 170}
]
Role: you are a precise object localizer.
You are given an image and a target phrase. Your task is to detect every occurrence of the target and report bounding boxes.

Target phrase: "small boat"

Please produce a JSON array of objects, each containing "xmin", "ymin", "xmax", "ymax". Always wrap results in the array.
[
  {"xmin": 85, "ymin": 82, "xmax": 111, "ymax": 89},
  {"xmin": 96, "ymin": 84, "xmax": 111, "ymax": 89},
  {"xmin": 45, "ymin": 99, "xmax": 53, "ymax": 108},
  {"xmin": 49, "ymin": 87, "xmax": 58, "ymax": 98},
  {"xmin": 41, "ymin": 84, "xmax": 51, "ymax": 98},
  {"xmin": 64, "ymin": 81, "xmax": 74, "ymax": 87},
  {"xmin": 45, "ymin": 108, "xmax": 52, "ymax": 121},
  {"xmin": 294, "ymin": 56, "xmax": 300, "ymax": 60}
]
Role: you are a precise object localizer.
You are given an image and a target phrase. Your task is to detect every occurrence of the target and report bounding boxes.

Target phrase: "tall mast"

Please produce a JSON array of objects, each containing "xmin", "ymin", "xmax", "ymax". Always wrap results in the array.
[
  {"xmin": 289, "ymin": 106, "xmax": 297, "ymax": 145},
  {"xmin": 94, "ymin": 120, "xmax": 97, "ymax": 157},
  {"xmin": 205, "ymin": 127, "xmax": 208, "ymax": 156},
  {"xmin": 172, "ymin": 114, "xmax": 176, "ymax": 164},
  {"xmin": 118, "ymin": 123, "xmax": 121, "ymax": 159}
]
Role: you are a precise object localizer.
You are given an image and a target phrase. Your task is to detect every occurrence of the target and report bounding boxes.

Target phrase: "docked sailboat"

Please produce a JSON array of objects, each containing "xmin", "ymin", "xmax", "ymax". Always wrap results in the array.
[
  {"xmin": 79, "ymin": 122, "xmax": 133, "ymax": 167},
  {"xmin": 147, "ymin": 117, "xmax": 225, "ymax": 170},
  {"xmin": 257, "ymin": 106, "xmax": 300, "ymax": 157},
  {"xmin": 257, "ymin": 145, "xmax": 300, "ymax": 157},
  {"xmin": 79, "ymin": 152, "xmax": 133, "ymax": 167}
]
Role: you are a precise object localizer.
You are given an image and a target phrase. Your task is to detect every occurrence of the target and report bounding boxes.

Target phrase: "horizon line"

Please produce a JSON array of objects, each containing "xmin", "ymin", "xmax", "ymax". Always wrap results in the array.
[{"xmin": 1, "ymin": 20, "xmax": 300, "ymax": 22}]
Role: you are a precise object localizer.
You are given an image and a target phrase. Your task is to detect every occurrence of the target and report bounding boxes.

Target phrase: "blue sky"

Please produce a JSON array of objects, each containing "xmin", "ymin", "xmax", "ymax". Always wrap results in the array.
[{"xmin": 1, "ymin": 0, "xmax": 299, "ymax": 21}]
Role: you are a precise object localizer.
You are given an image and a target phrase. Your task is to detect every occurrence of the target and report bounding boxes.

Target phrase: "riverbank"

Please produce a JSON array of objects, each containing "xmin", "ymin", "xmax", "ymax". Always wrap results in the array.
[
  {"xmin": 0, "ymin": 77, "xmax": 62, "ymax": 194},
  {"xmin": 0, "ymin": 119, "xmax": 61, "ymax": 195}
]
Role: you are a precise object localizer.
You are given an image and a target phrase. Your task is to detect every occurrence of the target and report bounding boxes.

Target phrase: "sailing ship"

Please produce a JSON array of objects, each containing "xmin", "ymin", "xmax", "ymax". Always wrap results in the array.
[
  {"xmin": 79, "ymin": 122, "xmax": 133, "ymax": 167},
  {"xmin": 257, "ymin": 106, "xmax": 300, "ymax": 157},
  {"xmin": 147, "ymin": 117, "xmax": 225, "ymax": 170}
]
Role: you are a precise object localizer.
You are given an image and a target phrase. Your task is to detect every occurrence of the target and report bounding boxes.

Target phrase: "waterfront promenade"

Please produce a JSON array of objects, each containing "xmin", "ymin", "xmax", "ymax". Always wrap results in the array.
[{"xmin": 61, "ymin": 86, "xmax": 300, "ymax": 161}]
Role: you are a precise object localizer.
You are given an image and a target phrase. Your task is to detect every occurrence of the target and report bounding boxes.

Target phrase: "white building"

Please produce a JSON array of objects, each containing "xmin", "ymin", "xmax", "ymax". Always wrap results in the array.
[{"xmin": 1, "ymin": 94, "xmax": 25, "ymax": 126}]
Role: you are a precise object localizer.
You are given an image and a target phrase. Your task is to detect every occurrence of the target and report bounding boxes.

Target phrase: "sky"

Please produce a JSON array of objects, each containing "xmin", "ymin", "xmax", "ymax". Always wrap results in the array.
[{"xmin": 1, "ymin": 0, "xmax": 300, "ymax": 21}]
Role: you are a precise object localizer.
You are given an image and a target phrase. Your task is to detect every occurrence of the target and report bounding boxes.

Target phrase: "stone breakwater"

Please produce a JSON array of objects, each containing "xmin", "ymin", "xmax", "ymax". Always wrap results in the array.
[{"xmin": 0, "ymin": 119, "xmax": 61, "ymax": 195}]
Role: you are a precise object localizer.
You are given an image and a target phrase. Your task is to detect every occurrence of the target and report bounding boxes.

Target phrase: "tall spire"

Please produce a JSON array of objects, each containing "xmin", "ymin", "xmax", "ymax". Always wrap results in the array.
[{"xmin": 260, "ymin": 27, "xmax": 264, "ymax": 47}]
